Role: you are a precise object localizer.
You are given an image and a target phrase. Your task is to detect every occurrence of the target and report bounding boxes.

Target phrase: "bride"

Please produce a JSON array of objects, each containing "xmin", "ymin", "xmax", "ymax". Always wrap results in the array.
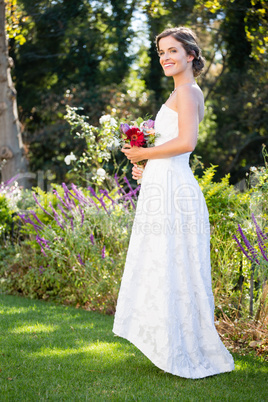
[{"xmin": 113, "ymin": 27, "xmax": 234, "ymax": 379}]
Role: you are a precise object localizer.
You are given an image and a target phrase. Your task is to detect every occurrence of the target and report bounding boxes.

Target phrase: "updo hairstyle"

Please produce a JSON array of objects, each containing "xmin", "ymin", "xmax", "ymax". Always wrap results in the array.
[{"xmin": 156, "ymin": 27, "xmax": 205, "ymax": 77}]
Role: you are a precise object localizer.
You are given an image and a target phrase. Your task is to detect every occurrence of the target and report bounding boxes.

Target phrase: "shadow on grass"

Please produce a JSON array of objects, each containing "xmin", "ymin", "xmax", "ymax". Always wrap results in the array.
[{"xmin": 0, "ymin": 294, "xmax": 267, "ymax": 401}]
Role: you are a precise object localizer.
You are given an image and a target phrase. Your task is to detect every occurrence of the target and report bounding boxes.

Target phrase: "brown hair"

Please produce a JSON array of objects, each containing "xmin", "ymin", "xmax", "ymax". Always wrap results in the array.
[{"xmin": 156, "ymin": 27, "xmax": 205, "ymax": 77}]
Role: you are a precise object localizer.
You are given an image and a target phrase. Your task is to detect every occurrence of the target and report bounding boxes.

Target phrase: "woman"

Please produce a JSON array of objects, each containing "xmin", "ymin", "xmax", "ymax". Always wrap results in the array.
[{"xmin": 113, "ymin": 27, "xmax": 234, "ymax": 379}]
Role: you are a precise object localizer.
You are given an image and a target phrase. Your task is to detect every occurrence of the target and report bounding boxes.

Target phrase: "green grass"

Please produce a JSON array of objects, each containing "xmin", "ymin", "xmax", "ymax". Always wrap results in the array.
[{"xmin": 0, "ymin": 294, "xmax": 267, "ymax": 401}]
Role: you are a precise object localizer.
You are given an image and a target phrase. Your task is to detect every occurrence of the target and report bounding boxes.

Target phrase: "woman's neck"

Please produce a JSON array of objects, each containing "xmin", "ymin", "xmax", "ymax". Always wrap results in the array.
[{"xmin": 173, "ymin": 72, "xmax": 195, "ymax": 89}]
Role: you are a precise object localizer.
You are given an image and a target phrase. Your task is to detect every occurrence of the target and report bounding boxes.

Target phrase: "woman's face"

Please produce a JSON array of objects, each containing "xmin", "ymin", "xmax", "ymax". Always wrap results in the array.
[{"xmin": 158, "ymin": 36, "xmax": 193, "ymax": 77}]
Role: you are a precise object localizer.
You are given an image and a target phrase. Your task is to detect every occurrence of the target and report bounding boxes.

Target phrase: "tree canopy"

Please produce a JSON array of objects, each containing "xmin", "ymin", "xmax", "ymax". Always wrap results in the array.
[{"xmin": 5, "ymin": 0, "xmax": 268, "ymax": 183}]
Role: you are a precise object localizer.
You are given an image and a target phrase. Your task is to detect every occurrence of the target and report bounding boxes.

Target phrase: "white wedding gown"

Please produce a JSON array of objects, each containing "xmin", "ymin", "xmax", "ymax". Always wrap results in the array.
[{"xmin": 113, "ymin": 104, "xmax": 234, "ymax": 379}]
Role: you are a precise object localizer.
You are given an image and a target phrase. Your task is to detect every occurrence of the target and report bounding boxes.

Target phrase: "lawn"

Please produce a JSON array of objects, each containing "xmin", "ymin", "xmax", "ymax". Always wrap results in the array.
[{"xmin": 0, "ymin": 294, "xmax": 267, "ymax": 401}]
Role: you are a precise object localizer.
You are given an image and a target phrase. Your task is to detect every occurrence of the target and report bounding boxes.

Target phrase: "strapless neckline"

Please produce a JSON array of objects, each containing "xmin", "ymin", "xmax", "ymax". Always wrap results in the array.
[{"xmin": 163, "ymin": 103, "xmax": 178, "ymax": 115}]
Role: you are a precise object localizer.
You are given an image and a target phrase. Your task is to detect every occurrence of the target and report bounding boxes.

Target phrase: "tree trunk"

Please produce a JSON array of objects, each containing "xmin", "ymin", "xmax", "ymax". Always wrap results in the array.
[{"xmin": 0, "ymin": 0, "xmax": 28, "ymax": 187}]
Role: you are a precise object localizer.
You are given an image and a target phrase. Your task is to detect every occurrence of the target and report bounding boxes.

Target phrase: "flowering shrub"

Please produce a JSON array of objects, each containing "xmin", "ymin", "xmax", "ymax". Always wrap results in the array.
[
  {"xmin": 1, "ymin": 176, "xmax": 139, "ymax": 313},
  {"xmin": 1, "ymin": 145, "xmax": 267, "ymax": 319},
  {"xmin": 0, "ymin": 176, "xmax": 23, "ymax": 240},
  {"xmin": 233, "ymin": 213, "xmax": 268, "ymax": 278},
  {"xmin": 0, "ymin": 194, "xmax": 13, "ymax": 239},
  {"xmin": 64, "ymin": 106, "xmax": 124, "ymax": 187},
  {"xmin": 0, "ymin": 176, "xmax": 22, "ymax": 211}
]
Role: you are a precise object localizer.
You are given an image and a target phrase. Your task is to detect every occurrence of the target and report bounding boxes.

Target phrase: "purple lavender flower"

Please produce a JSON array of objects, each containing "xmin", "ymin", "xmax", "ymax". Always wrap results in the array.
[
  {"xmin": 123, "ymin": 176, "xmax": 136, "ymax": 208},
  {"xmin": 36, "ymin": 235, "xmax": 50, "ymax": 249},
  {"xmin": 258, "ymin": 241, "xmax": 268, "ymax": 262},
  {"xmin": 71, "ymin": 184, "xmax": 90, "ymax": 206},
  {"xmin": 62, "ymin": 183, "xmax": 76, "ymax": 209},
  {"xmin": 18, "ymin": 214, "xmax": 43, "ymax": 233},
  {"xmin": 233, "ymin": 234, "xmax": 257, "ymax": 263},
  {"xmin": 56, "ymin": 203, "xmax": 69, "ymax": 219},
  {"xmin": 77, "ymin": 254, "xmax": 85, "ymax": 265},
  {"xmin": 114, "ymin": 174, "xmax": 126, "ymax": 196},
  {"xmin": 252, "ymin": 213, "xmax": 268, "ymax": 241},
  {"xmin": 237, "ymin": 224, "xmax": 260, "ymax": 264},
  {"xmin": 49, "ymin": 202, "xmax": 66, "ymax": 229},
  {"xmin": 70, "ymin": 217, "xmax": 74, "ymax": 231},
  {"xmin": 39, "ymin": 266, "xmax": 45, "ymax": 274},
  {"xmin": 88, "ymin": 186, "xmax": 108, "ymax": 213},
  {"xmin": 32, "ymin": 193, "xmax": 54, "ymax": 218},
  {"xmin": 52, "ymin": 189, "xmax": 70, "ymax": 210},
  {"xmin": 90, "ymin": 234, "xmax": 95, "ymax": 245},
  {"xmin": 99, "ymin": 189, "xmax": 115, "ymax": 206},
  {"xmin": 252, "ymin": 215, "xmax": 268, "ymax": 262},
  {"xmin": 4, "ymin": 174, "xmax": 20, "ymax": 186},
  {"xmin": 79, "ymin": 206, "xmax": 85, "ymax": 227},
  {"xmin": 29, "ymin": 211, "xmax": 44, "ymax": 226},
  {"xmin": 101, "ymin": 245, "xmax": 106, "ymax": 259}
]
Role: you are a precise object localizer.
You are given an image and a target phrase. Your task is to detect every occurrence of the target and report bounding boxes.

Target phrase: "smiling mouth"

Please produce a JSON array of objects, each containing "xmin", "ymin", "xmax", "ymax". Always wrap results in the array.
[{"xmin": 163, "ymin": 64, "xmax": 174, "ymax": 68}]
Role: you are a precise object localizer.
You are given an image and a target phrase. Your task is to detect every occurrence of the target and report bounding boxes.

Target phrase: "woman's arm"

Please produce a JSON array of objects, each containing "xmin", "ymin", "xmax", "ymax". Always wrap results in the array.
[{"xmin": 122, "ymin": 86, "xmax": 200, "ymax": 163}]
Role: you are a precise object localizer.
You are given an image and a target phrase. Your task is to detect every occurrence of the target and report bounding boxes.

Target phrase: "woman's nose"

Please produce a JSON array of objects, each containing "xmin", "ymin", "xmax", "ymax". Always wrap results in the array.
[{"xmin": 162, "ymin": 52, "xmax": 170, "ymax": 60}]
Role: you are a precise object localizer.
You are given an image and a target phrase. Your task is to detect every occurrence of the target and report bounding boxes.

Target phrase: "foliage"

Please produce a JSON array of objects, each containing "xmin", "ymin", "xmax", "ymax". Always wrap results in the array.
[
  {"xmin": 194, "ymin": 0, "xmax": 268, "ymax": 181},
  {"xmin": 63, "ymin": 96, "xmax": 157, "ymax": 187},
  {"xmin": 193, "ymin": 163, "xmax": 248, "ymax": 316},
  {"xmin": 1, "ymin": 156, "xmax": 267, "ymax": 321},
  {"xmin": 0, "ymin": 194, "xmax": 13, "ymax": 239},
  {"xmin": 64, "ymin": 105, "xmax": 125, "ymax": 188},
  {"xmin": 3, "ymin": 0, "xmax": 267, "ymax": 184},
  {"xmin": 233, "ymin": 213, "xmax": 268, "ymax": 274},
  {"xmin": 197, "ymin": 0, "xmax": 268, "ymax": 61},
  {"xmin": 0, "ymin": 177, "xmax": 22, "ymax": 240},
  {"xmin": 7, "ymin": 0, "xmax": 139, "ymax": 181},
  {"xmin": 0, "ymin": 178, "xmax": 138, "ymax": 313},
  {"xmin": 5, "ymin": 0, "xmax": 27, "ymax": 45},
  {"xmin": 190, "ymin": 150, "xmax": 268, "ymax": 319}
]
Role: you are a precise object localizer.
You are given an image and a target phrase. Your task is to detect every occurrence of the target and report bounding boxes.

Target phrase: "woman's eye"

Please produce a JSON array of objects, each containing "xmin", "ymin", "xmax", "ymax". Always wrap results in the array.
[{"xmin": 171, "ymin": 49, "xmax": 177, "ymax": 53}]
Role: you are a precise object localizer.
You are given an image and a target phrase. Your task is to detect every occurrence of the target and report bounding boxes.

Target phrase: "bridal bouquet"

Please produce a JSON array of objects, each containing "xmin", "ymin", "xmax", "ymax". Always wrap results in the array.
[
  {"xmin": 120, "ymin": 118, "xmax": 157, "ymax": 148},
  {"xmin": 120, "ymin": 118, "xmax": 159, "ymax": 183}
]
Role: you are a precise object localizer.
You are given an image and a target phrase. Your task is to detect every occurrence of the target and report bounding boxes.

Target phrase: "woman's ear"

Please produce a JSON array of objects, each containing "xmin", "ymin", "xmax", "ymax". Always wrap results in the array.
[{"xmin": 187, "ymin": 54, "xmax": 195, "ymax": 63}]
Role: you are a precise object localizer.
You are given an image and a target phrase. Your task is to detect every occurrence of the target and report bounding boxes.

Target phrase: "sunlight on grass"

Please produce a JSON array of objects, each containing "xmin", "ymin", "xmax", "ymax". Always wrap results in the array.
[
  {"xmin": 0, "ymin": 305, "xmax": 36, "ymax": 315},
  {"xmin": 31, "ymin": 342, "xmax": 133, "ymax": 360},
  {"xmin": 11, "ymin": 323, "xmax": 58, "ymax": 334},
  {"xmin": 234, "ymin": 359, "xmax": 268, "ymax": 373}
]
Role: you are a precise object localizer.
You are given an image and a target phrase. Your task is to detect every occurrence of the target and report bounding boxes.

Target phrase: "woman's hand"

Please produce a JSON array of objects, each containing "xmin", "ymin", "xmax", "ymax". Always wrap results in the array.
[
  {"xmin": 132, "ymin": 164, "xmax": 144, "ymax": 181},
  {"xmin": 121, "ymin": 144, "xmax": 146, "ymax": 163}
]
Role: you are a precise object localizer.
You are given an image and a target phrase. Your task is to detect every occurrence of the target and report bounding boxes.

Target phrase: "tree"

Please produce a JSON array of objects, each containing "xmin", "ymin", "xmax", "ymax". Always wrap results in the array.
[
  {"xmin": 194, "ymin": 0, "xmax": 268, "ymax": 181},
  {"xmin": 8, "ymin": 0, "xmax": 137, "ymax": 180},
  {"xmin": 0, "ymin": 0, "xmax": 28, "ymax": 185}
]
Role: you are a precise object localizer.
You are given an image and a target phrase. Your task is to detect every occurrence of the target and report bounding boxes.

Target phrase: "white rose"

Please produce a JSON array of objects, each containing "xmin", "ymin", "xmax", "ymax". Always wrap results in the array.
[
  {"xmin": 250, "ymin": 166, "xmax": 257, "ymax": 172},
  {"xmin": 96, "ymin": 168, "xmax": 106, "ymax": 177},
  {"xmin": 64, "ymin": 152, "xmax": 77, "ymax": 165}
]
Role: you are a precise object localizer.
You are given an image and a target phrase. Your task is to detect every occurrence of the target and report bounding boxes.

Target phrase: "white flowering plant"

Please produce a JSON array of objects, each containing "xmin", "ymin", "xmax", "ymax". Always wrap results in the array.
[
  {"xmin": 0, "ymin": 177, "xmax": 23, "ymax": 239},
  {"xmin": 0, "ymin": 176, "xmax": 22, "ymax": 211},
  {"xmin": 64, "ymin": 105, "xmax": 125, "ymax": 187}
]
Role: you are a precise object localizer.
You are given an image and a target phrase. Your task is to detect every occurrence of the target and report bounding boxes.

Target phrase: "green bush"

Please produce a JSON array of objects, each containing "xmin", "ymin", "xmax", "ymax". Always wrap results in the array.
[
  {"xmin": 1, "ymin": 147, "xmax": 267, "ymax": 318},
  {"xmin": 0, "ymin": 194, "xmax": 13, "ymax": 240},
  {"xmin": 0, "ymin": 180, "xmax": 136, "ymax": 313}
]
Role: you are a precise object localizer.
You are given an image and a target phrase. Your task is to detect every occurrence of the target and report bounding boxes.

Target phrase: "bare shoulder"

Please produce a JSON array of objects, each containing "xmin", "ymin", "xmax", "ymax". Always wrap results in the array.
[{"xmin": 176, "ymin": 83, "xmax": 204, "ymax": 122}]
